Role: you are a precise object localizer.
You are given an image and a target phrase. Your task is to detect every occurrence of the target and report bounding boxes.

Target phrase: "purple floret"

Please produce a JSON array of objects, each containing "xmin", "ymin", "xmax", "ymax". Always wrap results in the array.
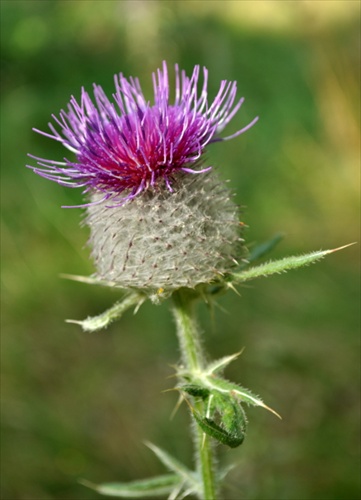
[{"xmin": 28, "ymin": 61, "xmax": 258, "ymax": 207}]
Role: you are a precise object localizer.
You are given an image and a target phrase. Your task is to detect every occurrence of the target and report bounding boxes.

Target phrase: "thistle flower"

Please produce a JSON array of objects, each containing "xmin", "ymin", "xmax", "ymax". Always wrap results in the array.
[
  {"xmin": 28, "ymin": 61, "xmax": 257, "ymax": 206},
  {"xmin": 28, "ymin": 62, "xmax": 258, "ymax": 295}
]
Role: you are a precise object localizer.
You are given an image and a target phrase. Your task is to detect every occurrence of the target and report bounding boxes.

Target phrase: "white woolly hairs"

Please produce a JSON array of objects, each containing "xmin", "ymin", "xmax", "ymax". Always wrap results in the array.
[{"xmin": 86, "ymin": 172, "xmax": 242, "ymax": 293}]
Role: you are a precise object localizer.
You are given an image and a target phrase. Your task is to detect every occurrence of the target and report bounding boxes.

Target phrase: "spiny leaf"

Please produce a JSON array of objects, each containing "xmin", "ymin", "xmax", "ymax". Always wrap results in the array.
[
  {"xmin": 203, "ymin": 377, "xmax": 281, "ymax": 419},
  {"xmin": 144, "ymin": 442, "xmax": 200, "ymax": 493},
  {"xmin": 61, "ymin": 273, "xmax": 122, "ymax": 288},
  {"xmin": 79, "ymin": 475, "xmax": 181, "ymax": 498},
  {"xmin": 66, "ymin": 293, "xmax": 144, "ymax": 332},
  {"xmin": 205, "ymin": 351, "xmax": 244, "ymax": 375},
  {"xmin": 228, "ymin": 245, "xmax": 354, "ymax": 284}
]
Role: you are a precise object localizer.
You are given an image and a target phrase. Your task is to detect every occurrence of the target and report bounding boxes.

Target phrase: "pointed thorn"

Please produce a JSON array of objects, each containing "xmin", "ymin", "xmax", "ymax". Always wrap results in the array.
[
  {"xmin": 222, "ymin": 351, "xmax": 242, "ymax": 364},
  {"xmin": 207, "ymin": 349, "xmax": 245, "ymax": 375},
  {"xmin": 170, "ymin": 395, "xmax": 185, "ymax": 420},
  {"xmin": 166, "ymin": 363, "xmax": 182, "ymax": 379},
  {"xmin": 60, "ymin": 273, "xmax": 95, "ymax": 283},
  {"xmin": 65, "ymin": 319, "xmax": 84, "ymax": 325},
  {"xmin": 163, "ymin": 388, "xmax": 189, "ymax": 419},
  {"xmin": 133, "ymin": 299, "xmax": 145, "ymax": 314},
  {"xmin": 327, "ymin": 242, "xmax": 357, "ymax": 254},
  {"xmin": 229, "ymin": 348, "xmax": 245, "ymax": 360},
  {"xmin": 60, "ymin": 273, "xmax": 120, "ymax": 287},
  {"xmin": 259, "ymin": 402, "xmax": 282, "ymax": 420},
  {"xmin": 178, "ymin": 393, "xmax": 195, "ymax": 414},
  {"xmin": 226, "ymin": 282, "xmax": 241, "ymax": 296}
]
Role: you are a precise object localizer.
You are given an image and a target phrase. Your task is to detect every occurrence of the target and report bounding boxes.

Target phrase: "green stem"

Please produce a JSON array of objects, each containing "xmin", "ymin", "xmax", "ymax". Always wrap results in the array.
[{"xmin": 172, "ymin": 289, "xmax": 218, "ymax": 500}]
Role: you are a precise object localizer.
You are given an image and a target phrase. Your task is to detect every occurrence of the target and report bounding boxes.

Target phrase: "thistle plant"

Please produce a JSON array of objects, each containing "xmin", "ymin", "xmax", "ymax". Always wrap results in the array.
[{"xmin": 28, "ymin": 62, "xmax": 348, "ymax": 500}]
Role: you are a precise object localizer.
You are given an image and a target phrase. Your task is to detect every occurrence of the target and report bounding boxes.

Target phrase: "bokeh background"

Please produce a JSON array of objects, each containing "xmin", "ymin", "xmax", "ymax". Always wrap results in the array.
[{"xmin": 1, "ymin": 1, "xmax": 360, "ymax": 499}]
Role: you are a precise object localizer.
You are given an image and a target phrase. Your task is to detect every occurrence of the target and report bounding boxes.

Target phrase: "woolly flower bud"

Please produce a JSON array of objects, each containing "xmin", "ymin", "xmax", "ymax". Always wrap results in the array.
[{"xmin": 86, "ymin": 172, "xmax": 241, "ymax": 294}]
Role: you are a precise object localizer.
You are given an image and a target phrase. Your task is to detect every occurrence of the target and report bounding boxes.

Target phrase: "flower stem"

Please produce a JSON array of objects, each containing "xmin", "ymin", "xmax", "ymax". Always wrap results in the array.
[{"xmin": 172, "ymin": 289, "xmax": 218, "ymax": 500}]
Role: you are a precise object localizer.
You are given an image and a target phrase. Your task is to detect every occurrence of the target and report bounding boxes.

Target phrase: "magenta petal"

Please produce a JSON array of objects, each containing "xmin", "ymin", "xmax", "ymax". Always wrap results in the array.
[{"xmin": 28, "ymin": 62, "xmax": 258, "ymax": 206}]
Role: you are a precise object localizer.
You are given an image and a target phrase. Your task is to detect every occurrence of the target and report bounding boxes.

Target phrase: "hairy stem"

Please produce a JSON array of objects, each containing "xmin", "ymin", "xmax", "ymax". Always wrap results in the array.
[{"xmin": 172, "ymin": 289, "xmax": 218, "ymax": 500}]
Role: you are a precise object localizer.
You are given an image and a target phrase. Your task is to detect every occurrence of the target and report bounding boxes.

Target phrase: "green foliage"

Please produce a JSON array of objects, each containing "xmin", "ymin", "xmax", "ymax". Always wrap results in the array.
[
  {"xmin": 181, "ymin": 384, "xmax": 210, "ymax": 400},
  {"xmin": 180, "ymin": 382, "xmax": 247, "ymax": 448},
  {"xmin": 144, "ymin": 442, "xmax": 201, "ymax": 499},
  {"xmin": 228, "ymin": 246, "xmax": 353, "ymax": 285},
  {"xmin": 178, "ymin": 350, "xmax": 281, "ymax": 450},
  {"xmin": 144, "ymin": 442, "xmax": 198, "ymax": 488},
  {"xmin": 65, "ymin": 292, "xmax": 145, "ymax": 332},
  {"xmin": 81, "ymin": 475, "xmax": 181, "ymax": 498},
  {"xmin": 192, "ymin": 392, "xmax": 247, "ymax": 448}
]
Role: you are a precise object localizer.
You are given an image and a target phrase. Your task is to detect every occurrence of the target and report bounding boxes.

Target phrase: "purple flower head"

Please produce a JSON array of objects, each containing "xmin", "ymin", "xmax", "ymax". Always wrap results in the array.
[{"xmin": 28, "ymin": 62, "xmax": 258, "ymax": 207}]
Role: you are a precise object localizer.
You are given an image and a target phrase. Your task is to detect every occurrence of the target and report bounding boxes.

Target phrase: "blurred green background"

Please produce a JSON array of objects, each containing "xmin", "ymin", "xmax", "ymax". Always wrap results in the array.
[{"xmin": 1, "ymin": 1, "xmax": 360, "ymax": 499}]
